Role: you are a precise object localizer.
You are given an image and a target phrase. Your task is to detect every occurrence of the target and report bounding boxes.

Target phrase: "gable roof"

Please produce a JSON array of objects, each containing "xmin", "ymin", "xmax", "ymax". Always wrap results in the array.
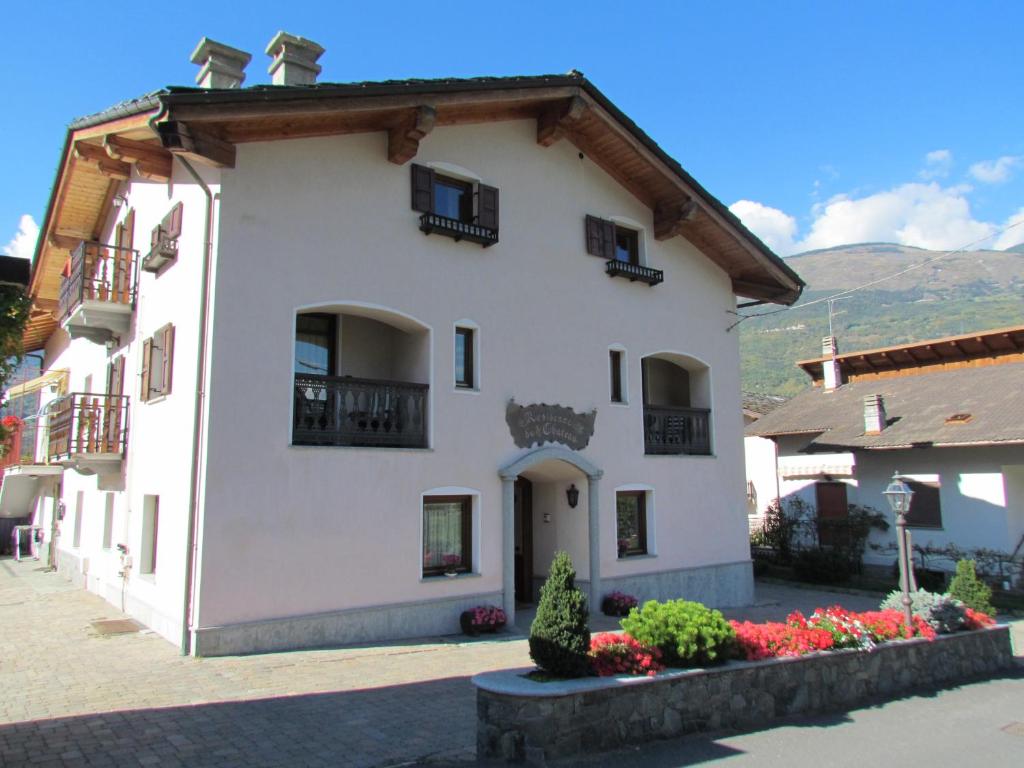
[
  {"xmin": 746, "ymin": 360, "xmax": 1024, "ymax": 450},
  {"xmin": 24, "ymin": 72, "xmax": 803, "ymax": 351}
]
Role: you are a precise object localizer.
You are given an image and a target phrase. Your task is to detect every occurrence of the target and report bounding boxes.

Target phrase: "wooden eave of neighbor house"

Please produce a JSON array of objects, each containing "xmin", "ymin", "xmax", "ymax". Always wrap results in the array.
[
  {"xmin": 24, "ymin": 73, "xmax": 804, "ymax": 352},
  {"xmin": 797, "ymin": 325, "xmax": 1024, "ymax": 386}
]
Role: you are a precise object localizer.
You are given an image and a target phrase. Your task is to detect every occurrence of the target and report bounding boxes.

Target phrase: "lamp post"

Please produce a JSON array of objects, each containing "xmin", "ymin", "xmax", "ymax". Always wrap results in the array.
[{"xmin": 883, "ymin": 472, "xmax": 915, "ymax": 629}]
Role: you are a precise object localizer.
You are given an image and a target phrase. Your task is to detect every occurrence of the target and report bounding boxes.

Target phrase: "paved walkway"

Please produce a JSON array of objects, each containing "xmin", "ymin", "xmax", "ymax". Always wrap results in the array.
[{"xmin": 0, "ymin": 558, "xmax": 1019, "ymax": 767}]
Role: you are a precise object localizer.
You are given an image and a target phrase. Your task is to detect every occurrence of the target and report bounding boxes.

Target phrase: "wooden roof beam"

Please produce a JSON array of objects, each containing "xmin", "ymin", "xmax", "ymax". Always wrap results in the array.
[
  {"xmin": 49, "ymin": 229, "xmax": 92, "ymax": 250},
  {"xmin": 387, "ymin": 105, "xmax": 436, "ymax": 165},
  {"xmin": 157, "ymin": 121, "xmax": 235, "ymax": 168},
  {"xmin": 103, "ymin": 135, "xmax": 173, "ymax": 182},
  {"xmin": 653, "ymin": 198, "xmax": 699, "ymax": 240},
  {"xmin": 536, "ymin": 96, "xmax": 587, "ymax": 147},
  {"xmin": 73, "ymin": 142, "xmax": 131, "ymax": 180}
]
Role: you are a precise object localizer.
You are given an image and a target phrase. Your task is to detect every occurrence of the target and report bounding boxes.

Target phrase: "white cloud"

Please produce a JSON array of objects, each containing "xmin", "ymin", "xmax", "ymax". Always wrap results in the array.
[
  {"xmin": 919, "ymin": 149, "xmax": 952, "ymax": 179},
  {"xmin": 3, "ymin": 214, "xmax": 39, "ymax": 260},
  {"xmin": 731, "ymin": 181, "xmax": 1024, "ymax": 255},
  {"xmin": 969, "ymin": 155, "xmax": 1022, "ymax": 184},
  {"xmin": 728, "ymin": 200, "xmax": 798, "ymax": 255},
  {"xmin": 993, "ymin": 208, "xmax": 1024, "ymax": 250}
]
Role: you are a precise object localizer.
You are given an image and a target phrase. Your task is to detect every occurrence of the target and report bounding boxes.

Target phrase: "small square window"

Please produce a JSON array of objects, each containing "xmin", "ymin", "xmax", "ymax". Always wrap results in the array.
[
  {"xmin": 614, "ymin": 227, "xmax": 639, "ymax": 265},
  {"xmin": 455, "ymin": 328, "xmax": 475, "ymax": 389},
  {"xmin": 423, "ymin": 496, "xmax": 472, "ymax": 577},
  {"xmin": 616, "ymin": 491, "xmax": 647, "ymax": 557}
]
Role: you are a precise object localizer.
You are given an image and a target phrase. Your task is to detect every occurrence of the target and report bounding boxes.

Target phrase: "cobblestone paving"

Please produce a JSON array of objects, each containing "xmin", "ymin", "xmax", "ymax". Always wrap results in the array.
[{"xmin": 2, "ymin": 559, "xmax": 1019, "ymax": 768}]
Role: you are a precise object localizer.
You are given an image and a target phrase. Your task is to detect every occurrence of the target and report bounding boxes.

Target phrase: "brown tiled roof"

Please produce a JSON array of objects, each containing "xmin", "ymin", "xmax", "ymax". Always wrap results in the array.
[
  {"xmin": 745, "ymin": 360, "xmax": 1024, "ymax": 449},
  {"xmin": 742, "ymin": 392, "xmax": 788, "ymax": 416}
]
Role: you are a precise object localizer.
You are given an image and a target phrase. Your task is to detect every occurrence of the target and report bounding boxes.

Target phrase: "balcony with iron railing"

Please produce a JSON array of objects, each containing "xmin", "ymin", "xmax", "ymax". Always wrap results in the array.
[
  {"xmin": 418, "ymin": 212, "xmax": 498, "ymax": 247},
  {"xmin": 605, "ymin": 259, "xmax": 664, "ymax": 286},
  {"xmin": 293, "ymin": 374, "xmax": 428, "ymax": 448},
  {"xmin": 47, "ymin": 393, "xmax": 129, "ymax": 476},
  {"xmin": 0, "ymin": 417, "xmax": 62, "ymax": 518},
  {"xmin": 643, "ymin": 405, "xmax": 711, "ymax": 456},
  {"xmin": 59, "ymin": 241, "xmax": 138, "ymax": 344}
]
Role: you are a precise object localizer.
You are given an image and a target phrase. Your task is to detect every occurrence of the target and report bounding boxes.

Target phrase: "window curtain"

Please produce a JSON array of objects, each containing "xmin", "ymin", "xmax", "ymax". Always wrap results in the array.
[{"xmin": 423, "ymin": 501, "xmax": 464, "ymax": 571}]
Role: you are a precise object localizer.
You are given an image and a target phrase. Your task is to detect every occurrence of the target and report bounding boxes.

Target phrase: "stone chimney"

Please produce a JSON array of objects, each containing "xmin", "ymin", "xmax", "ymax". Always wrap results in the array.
[
  {"xmin": 821, "ymin": 336, "xmax": 841, "ymax": 391},
  {"xmin": 864, "ymin": 394, "xmax": 887, "ymax": 435},
  {"xmin": 266, "ymin": 31, "xmax": 325, "ymax": 86},
  {"xmin": 190, "ymin": 38, "xmax": 251, "ymax": 89}
]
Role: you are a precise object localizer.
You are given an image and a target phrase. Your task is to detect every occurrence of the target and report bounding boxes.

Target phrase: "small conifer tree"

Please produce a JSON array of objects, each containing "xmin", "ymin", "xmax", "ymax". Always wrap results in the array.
[
  {"xmin": 947, "ymin": 559, "xmax": 995, "ymax": 616},
  {"xmin": 529, "ymin": 551, "xmax": 591, "ymax": 677}
]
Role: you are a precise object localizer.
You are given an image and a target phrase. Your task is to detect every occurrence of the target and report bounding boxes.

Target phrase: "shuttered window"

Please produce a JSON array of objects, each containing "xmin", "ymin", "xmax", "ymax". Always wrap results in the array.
[
  {"xmin": 586, "ymin": 215, "xmax": 639, "ymax": 263},
  {"xmin": 140, "ymin": 324, "xmax": 175, "ymax": 402},
  {"xmin": 411, "ymin": 164, "xmax": 499, "ymax": 245},
  {"xmin": 144, "ymin": 203, "xmax": 183, "ymax": 272}
]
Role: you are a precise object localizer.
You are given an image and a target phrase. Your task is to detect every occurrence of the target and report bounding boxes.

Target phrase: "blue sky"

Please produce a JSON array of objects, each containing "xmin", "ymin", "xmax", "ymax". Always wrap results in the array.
[{"xmin": 3, "ymin": 1, "xmax": 1023, "ymax": 260}]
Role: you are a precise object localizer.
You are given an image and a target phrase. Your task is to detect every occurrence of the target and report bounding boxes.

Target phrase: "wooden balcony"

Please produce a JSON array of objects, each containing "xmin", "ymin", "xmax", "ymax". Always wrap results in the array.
[
  {"xmin": 59, "ymin": 241, "xmax": 138, "ymax": 344},
  {"xmin": 0, "ymin": 420, "xmax": 61, "ymax": 518},
  {"xmin": 605, "ymin": 260, "xmax": 664, "ymax": 286},
  {"xmin": 293, "ymin": 374, "xmax": 428, "ymax": 448},
  {"xmin": 48, "ymin": 393, "xmax": 129, "ymax": 476},
  {"xmin": 643, "ymin": 405, "xmax": 711, "ymax": 456},
  {"xmin": 419, "ymin": 212, "xmax": 498, "ymax": 247}
]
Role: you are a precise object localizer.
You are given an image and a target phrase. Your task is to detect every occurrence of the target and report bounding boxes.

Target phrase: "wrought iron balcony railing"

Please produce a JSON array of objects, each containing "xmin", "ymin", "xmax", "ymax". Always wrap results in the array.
[
  {"xmin": 293, "ymin": 374, "xmax": 428, "ymax": 448},
  {"xmin": 418, "ymin": 212, "xmax": 498, "ymax": 247},
  {"xmin": 643, "ymin": 405, "xmax": 711, "ymax": 456},
  {"xmin": 605, "ymin": 259, "xmax": 664, "ymax": 286},
  {"xmin": 58, "ymin": 241, "xmax": 138, "ymax": 325},
  {"xmin": 47, "ymin": 393, "xmax": 130, "ymax": 461}
]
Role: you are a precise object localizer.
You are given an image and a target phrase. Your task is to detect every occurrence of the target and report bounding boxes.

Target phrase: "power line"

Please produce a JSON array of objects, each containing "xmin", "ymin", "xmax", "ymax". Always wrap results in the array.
[{"xmin": 727, "ymin": 217, "xmax": 1024, "ymax": 332}]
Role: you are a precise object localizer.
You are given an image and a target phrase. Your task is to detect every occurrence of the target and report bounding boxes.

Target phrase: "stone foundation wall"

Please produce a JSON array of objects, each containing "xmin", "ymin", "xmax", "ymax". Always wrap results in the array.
[{"xmin": 476, "ymin": 626, "xmax": 1015, "ymax": 762}]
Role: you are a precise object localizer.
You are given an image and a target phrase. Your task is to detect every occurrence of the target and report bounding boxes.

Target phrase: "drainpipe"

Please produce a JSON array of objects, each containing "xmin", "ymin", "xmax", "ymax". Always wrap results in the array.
[{"xmin": 151, "ymin": 105, "xmax": 216, "ymax": 656}]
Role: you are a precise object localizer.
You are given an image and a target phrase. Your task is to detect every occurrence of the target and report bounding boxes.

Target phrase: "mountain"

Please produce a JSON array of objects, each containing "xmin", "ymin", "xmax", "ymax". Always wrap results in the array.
[
  {"xmin": 740, "ymin": 243, "xmax": 1024, "ymax": 396},
  {"xmin": 1006, "ymin": 242, "xmax": 1024, "ymax": 253}
]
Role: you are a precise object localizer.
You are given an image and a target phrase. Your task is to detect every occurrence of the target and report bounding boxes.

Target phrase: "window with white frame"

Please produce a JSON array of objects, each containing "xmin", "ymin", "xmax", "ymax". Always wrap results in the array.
[{"xmin": 422, "ymin": 495, "xmax": 472, "ymax": 576}]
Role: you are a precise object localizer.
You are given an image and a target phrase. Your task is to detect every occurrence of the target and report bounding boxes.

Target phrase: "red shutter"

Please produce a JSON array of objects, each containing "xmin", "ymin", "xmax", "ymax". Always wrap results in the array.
[
  {"xmin": 140, "ymin": 339, "xmax": 152, "ymax": 402},
  {"xmin": 411, "ymin": 164, "xmax": 435, "ymax": 213},
  {"xmin": 477, "ymin": 184, "xmax": 499, "ymax": 230},
  {"xmin": 161, "ymin": 325, "xmax": 175, "ymax": 396}
]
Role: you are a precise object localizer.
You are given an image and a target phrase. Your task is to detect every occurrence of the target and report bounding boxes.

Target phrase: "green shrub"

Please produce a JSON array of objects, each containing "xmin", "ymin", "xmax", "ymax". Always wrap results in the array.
[
  {"xmin": 528, "ymin": 551, "xmax": 591, "ymax": 677},
  {"xmin": 880, "ymin": 589, "xmax": 966, "ymax": 634},
  {"xmin": 619, "ymin": 599, "xmax": 735, "ymax": 667},
  {"xmin": 948, "ymin": 559, "xmax": 995, "ymax": 616}
]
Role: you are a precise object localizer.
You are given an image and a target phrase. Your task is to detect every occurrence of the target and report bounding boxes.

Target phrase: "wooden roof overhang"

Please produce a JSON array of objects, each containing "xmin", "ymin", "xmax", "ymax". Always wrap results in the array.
[
  {"xmin": 797, "ymin": 325, "xmax": 1024, "ymax": 383},
  {"xmin": 24, "ymin": 74, "xmax": 804, "ymax": 352},
  {"xmin": 24, "ymin": 108, "xmax": 168, "ymax": 352}
]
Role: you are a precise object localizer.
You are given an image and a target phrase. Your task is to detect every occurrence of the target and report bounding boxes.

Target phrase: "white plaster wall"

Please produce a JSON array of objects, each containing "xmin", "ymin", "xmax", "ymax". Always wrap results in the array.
[
  {"xmin": 197, "ymin": 119, "xmax": 751, "ymax": 627},
  {"xmin": 529, "ymin": 479, "xmax": 590, "ymax": 577},
  {"xmin": 1004, "ymin": 465, "xmax": 1024, "ymax": 551},
  {"xmin": 743, "ymin": 434, "xmax": 779, "ymax": 519},
  {"xmin": 40, "ymin": 162, "xmax": 217, "ymax": 645}
]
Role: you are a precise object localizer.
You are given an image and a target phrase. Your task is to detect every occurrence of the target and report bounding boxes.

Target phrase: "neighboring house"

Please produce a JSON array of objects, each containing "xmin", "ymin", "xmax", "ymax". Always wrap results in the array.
[
  {"xmin": 746, "ymin": 327, "xmax": 1024, "ymax": 576},
  {"xmin": 3, "ymin": 33, "xmax": 803, "ymax": 655},
  {"xmin": 742, "ymin": 393, "xmax": 787, "ymax": 527}
]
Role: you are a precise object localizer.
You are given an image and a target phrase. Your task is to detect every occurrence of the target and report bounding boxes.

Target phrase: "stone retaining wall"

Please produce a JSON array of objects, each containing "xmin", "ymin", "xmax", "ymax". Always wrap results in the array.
[{"xmin": 475, "ymin": 626, "xmax": 1015, "ymax": 762}]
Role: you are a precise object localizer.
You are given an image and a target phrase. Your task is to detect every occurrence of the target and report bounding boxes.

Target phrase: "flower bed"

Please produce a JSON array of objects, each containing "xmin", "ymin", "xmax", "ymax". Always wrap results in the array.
[
  {"xmin": 459, "ymin": 605, "xmax": 506, "ymax": 636},
  {"xmin": 476, "ymin": 624, "xmax": 1014, "ymax": 762}
]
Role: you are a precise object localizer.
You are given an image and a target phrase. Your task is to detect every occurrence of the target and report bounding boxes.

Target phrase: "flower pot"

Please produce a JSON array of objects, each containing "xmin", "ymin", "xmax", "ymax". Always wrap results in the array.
[{"xmin": 460, "ymin": 610, "xmax": 505, "ymax": 637}]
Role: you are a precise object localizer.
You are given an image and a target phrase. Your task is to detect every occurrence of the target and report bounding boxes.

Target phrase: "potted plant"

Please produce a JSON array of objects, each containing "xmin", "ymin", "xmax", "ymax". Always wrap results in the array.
[
  {"xmin": 442, "ymin": 553, "xmax": 461, "ymax": 577},
  {"xmin": 601, "ymin": 590, "xmax": 639, "ymax": 617},
  {"xmin": 460, "ymin": 604, "xmax": 507, "ymax": 636}
]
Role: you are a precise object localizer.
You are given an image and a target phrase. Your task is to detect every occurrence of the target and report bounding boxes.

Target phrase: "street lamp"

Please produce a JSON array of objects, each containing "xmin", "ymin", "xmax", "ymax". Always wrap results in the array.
[{"xmin": 883, "ymin": 472, "xmax": 915, "ymax": 629}]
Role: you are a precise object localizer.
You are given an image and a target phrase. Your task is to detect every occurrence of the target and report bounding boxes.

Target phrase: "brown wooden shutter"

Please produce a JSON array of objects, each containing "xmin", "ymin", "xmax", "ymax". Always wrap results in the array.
[
  {"xmin": 167, "ymin": 203, "xmax": 183, "ymax": 239},
  {"xmin": 140, "ymin": 338, "xmax": 152, "ymax": 402},
  {"xmin": 123, "ymin": 209, "xmax": 135, "ymax": 251},
  {"xmin": 151, "ymin": 223, "xmax": 162, "ymax": 249},
  {"xmin": 106, "ymin": 356, "xmax": 125, "ymax": 397},
  {"xmin": 477, "ymin": 184, "xmax": 499, "ymax": 230},
  {"xmin": 411, "ymin": 164, "xmax": 435, "ymax": 212},
  {"xmin": 585, "ymin": 215, "xmax": 615, "ymax": 258},
  {"xmin": 161, "ymin": 325, "xmax": 175, "ymax": 396}
]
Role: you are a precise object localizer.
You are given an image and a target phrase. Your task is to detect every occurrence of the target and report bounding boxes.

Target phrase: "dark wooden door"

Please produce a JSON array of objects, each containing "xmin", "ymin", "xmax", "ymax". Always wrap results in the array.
[
  {"xmin": 815, "ymin": 482, "xmax": 848, "ymax": 547},
  {"xmin": 514, "ymin": 477, "xmax": 533, "ymax": 603}
]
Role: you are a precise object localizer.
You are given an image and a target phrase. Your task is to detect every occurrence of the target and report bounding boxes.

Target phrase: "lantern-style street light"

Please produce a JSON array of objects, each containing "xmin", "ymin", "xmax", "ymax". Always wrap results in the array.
[{"xmin": 883, "ymin": 472, "xmax": 915, "ymax": 629}]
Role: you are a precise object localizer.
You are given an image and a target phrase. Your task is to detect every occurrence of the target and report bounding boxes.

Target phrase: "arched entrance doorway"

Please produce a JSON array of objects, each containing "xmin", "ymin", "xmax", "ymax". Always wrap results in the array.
[{"xmin": 498, "ymin": 446, "xmax": 602, "ymax": 625}]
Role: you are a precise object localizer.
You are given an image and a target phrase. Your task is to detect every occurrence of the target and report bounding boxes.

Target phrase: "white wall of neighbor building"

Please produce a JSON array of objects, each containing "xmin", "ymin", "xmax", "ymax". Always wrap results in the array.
[
  {"xmin": 36, "ymin": 161, "xmax": 220, "ymax": 646},
  {"xmin": 744, "ymin": 433, "xmax": 779, "ymax": 520},
  {"xmin": 197, "ymin": 119, "xmax": 751, "ymax": 630},
  {"xmin": 752, "ymin": 429, "xmax": 1024, "ymax": 567}
]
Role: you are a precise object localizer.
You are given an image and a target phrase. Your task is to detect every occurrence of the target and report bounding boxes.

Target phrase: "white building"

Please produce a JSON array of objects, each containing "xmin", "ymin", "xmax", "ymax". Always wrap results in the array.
[
  {"xmin": 746, "ymin": 328, "xmax": 1024, "ymax": 578},
  {"xmin": 4, "ymin": 34, "xmax": 804, "ymax": 655}
]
